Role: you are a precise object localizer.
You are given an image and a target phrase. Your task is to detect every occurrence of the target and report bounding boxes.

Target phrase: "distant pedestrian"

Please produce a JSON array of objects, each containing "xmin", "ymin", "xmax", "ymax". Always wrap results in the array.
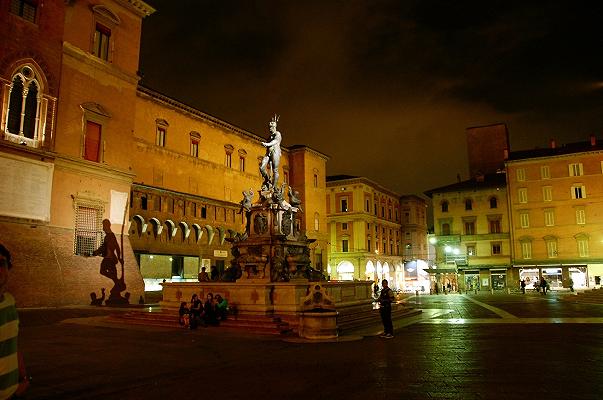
[
  {"xmin": 378, "ymin": 279, "xmax": 395, "ymax": 339},
  {"xmin": 540, "ymin": 277, "xmax": 547, "ymax": 295},
  {"xmin": 373, "ymin": 282, "xmax": 379, "ymax": 298},
  {"xmin": 520, "ymin": 279, "xmax": 526, "ymax": 294}
]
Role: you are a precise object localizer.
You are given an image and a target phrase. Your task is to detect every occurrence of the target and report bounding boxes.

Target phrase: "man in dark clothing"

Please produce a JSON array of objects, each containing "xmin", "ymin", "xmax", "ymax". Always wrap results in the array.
[{"xmin": 378, "ymin": 279, "xmax": 395, "ymax": 338}]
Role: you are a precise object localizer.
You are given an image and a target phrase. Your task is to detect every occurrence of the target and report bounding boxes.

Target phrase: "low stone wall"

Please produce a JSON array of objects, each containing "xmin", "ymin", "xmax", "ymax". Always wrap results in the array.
[{"xmin": 160, "ymin": 280, "xmax": 374, "ymax": 324}]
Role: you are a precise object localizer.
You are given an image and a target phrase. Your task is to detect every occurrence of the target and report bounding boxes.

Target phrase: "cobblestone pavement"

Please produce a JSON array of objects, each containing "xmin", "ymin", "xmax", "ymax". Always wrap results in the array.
[{"xmin": 17, "ymin": 293, "xmax": 603, "ymax": 400}]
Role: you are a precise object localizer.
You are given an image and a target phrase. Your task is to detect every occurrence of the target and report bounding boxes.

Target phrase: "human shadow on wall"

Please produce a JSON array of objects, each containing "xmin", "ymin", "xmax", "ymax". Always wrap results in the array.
[{"xmin": 91, "ymin": 219, "xmax": 130, "ymax": 306}]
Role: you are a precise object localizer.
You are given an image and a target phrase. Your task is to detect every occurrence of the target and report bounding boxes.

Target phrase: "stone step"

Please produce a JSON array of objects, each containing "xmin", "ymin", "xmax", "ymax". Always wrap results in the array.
[{"xmin": 108, "ymin": 311, "xmax": 292, "ymax": 335}]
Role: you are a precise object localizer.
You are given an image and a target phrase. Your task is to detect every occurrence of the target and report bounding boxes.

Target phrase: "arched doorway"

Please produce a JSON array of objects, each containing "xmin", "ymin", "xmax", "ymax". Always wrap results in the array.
[
  {"xmin": 365, "ymin": 261, "xmax": 375, "ymax": 281},
  {"xmin": 336, "ymin": 261, "xmax": 355, "ymax": 281},
  {"xmin": 383, "ymin": 262, "xmax": 391, "ymax": 283},
  {"xmin": 376, "ymin": 261, "xmax": 383, "ymax": 283}
]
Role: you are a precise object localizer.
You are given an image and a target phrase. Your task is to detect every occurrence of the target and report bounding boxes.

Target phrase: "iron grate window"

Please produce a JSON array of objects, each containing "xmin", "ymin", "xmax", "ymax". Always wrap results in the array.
[{"xmin": 74, "ymin": 206, "xmax": 103, "ymax": 256}]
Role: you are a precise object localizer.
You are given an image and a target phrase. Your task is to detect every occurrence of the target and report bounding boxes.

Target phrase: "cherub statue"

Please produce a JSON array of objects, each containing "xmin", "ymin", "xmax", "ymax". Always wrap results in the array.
[
  {"xmin": 288, "ymin": 186, "xmax": 303, "ymax": 212},
  {"xmin": 238, "ymin": 188, "xmax": 254, "ymax": 214}
]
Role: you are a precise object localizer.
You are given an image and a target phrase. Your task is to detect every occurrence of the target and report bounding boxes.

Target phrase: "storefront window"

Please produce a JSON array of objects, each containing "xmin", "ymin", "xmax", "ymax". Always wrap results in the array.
[{"xmin": 491, "ymin": 272, "xmax": 506, "ymax": 289}]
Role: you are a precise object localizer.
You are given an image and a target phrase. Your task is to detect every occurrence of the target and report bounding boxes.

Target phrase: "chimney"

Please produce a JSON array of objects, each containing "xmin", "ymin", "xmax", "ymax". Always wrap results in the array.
[
  {"xmin": 549, "ymin": 139, "xmax": 556, "ymax": 149},
  {"xmin": 590, "ymin": 134, "xmax": 596, "ymax": 146}
]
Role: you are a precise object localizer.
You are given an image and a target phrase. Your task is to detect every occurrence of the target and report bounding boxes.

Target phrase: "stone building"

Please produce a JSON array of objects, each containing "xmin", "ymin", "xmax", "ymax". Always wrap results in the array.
[
  {"xmin": 425, "ymin": 123, "xmax": 511, "ymax": 292},
  {"xmin": 129, "ymin": 88, "xmax": 329, "ymax": 289},
  {"xmin": 506, "ymin": 137, "xmax": 603, "ymax": 290},
  {"xmin": 0, "ymin": 0, "xmax": 328, "ymax": 306},
  {"xmin": 326, "ymin": 175, "xmax": 428, "ymax": 290},
  {"xmin": 425, "ymin": 173, "xmax": 511, "ymax": 292}
]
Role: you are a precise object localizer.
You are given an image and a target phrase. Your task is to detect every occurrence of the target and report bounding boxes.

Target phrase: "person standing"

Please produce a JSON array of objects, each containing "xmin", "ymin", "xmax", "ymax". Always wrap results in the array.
[
  {"xmin": 520, "ymin": 279, "xmax": 526, "ymax": 294},
  {"xmin": 378, "ymin": 279, "xmax": 395, "ymax": 338},
  {"xmin": 0, "ymin": 244, "xmax": 29, "ymax": 399},
  {"xmin": 540, "ymin": 277, "xmax": 547, "ymax": 295}
]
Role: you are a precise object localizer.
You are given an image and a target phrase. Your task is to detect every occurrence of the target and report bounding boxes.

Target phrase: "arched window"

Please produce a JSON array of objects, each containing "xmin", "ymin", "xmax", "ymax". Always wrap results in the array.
[
  {"xmin": 5, "ymin": 64, "xmax": 46, "ymax": 147},
  {"xmin": 489, "ymin": 197, "xmax": 498, "ymax": 209},
  {"xmin": 441, "ymin": 201, "xmax": 449, "ymax": 212}
]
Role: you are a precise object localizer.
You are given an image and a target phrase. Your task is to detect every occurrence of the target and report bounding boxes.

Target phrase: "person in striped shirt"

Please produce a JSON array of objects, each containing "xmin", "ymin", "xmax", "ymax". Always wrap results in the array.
[{"xmin": 0, "ymin": 244, "xmax": 28, "ymax": 399}]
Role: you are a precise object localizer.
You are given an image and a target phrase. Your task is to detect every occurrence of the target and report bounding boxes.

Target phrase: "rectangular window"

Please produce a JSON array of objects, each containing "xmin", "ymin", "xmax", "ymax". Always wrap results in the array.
[
  {"xmin": 381, "ymin": 206, "xmax": 385, "ymax": 217},
  {"xmin": 342, "ymin": 240, "xmax": 349, "ymax": 252},
  {"xmin": 201, "ymin": 206, "xmax": 207, "ymax": 219},
  {"xmin": 516, "ymin": 168, "xmax": 526, "ymax": 181},
  {"xmin": 313, "ymin": 174, "xmax": 318, "ymax": 188},
  {"xmin": 521, "ymin": 242, "xmax": 532, "ymax": 259},
  {"xmin": 365, "ymin": 199, "xmax": 370, "ymax": 212},
  {"xmin": 518, "ymin": 188, "xmax": 528, "ymax": 203},
  {"xmin": 546, "ymin": 241, "xmax": 558, "ymax": 258},
  {"xmin": 74, "ymin": 205, "xmax": 102, "ymax": 256},
  {"xmin": 156, "ymin": 126, "xmax": 166, "ymax": 147},
  {"xmin": 190, "ymin": 139, "xmax": 199, "ymax": 157},
  {"xmin": 225, "ymin": 153, "xmax": 232, "ymax": 168},
  {"xmin": 84, "ymin": 121, "xmax": 102, "ymax": 162},
  {"xmin": 571, "ymin": 185, "xmax": 586, "ymax": 199},
  {"xmin": 577, "ymin": 239, "xmax": 589, "ymax": 257},
  {"xmin": 541, "ymin": 165, "xmax": 550, "ymax": 179},
  {"xmin": 93, "ymin": 23, "xmax": 111, "ymax": 61},
  {"xmin": 367, "ymin": 239, "xmax": 371, "ymax": 252},
  {"xmin": 10, "ymin": 0, "xmax": 37, "ymax": 23},
  {"xmin": 569, "ymin": 163, "xmax": 583, "ymax": 177},
  {"xmin": 342, "ymin": 222, "xmax": 348, "ymax": 230},
  {"xmin": 489, "ymin": 219, "xmax": 501, "ymax": 234},
  {"xmin": 544, "ymin": 209, "xmax": 555, "ymax": 226},
  {"xmin": 464, "ymin": 221, "xmax": 475, "ymax": 235},
  {"xmin": 239, "ymin": 156, "xmax": 245, "ymax": 172},
  {"xmin": 576, "ymin": 209, "xmax": 586, "ymax": 225},
  {"xmin": 520, "ymin": 212, "xmax": 529, "ymax": 228},
  {"xmin": 542, "ymin": 186, "xmax": 552, "ymax": 202},
  {"xmin": 491, "ymin": 243, "xmax": 502, "ymax": 255},
  {"xmin": 340, "ymin": 198, "xmax": 348, "ymax": 212},
  {"xmin": 154, "ymin": 196, "xmax": 162, "ymax": 212},
  {"xmin": 466, "ymin": 244, "xmax": 476, "ymax": 256}
]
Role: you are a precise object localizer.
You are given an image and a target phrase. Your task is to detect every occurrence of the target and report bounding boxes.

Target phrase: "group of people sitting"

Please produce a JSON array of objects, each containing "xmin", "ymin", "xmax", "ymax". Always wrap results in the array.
[{"xmin": 179, "ymin": 292, "xmax": 229, "ymax": 329}]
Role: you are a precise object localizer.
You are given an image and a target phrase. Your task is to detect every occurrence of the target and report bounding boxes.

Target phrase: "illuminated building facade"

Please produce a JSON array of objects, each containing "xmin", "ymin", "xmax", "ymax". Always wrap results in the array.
[
  {"xmin": 426, "ymin": 173, "xmax": 511, "ymax": 292},
  {"xmin": 506, "ymin": 137, "xmax": 603, "ymax": 290},
  {"xmin": 0, "ymin": 0, "xmax": 328, "ymax": 306},
  {"xmin": 326, "ymin": 175, "xmax": 427, "ymax": 290}
]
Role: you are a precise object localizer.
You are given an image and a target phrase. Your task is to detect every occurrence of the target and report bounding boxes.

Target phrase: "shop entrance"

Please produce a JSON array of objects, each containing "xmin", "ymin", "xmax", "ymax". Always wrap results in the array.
[{"xmin": 491, "ymin": 269, "xmax": 506, "ymax": 290}]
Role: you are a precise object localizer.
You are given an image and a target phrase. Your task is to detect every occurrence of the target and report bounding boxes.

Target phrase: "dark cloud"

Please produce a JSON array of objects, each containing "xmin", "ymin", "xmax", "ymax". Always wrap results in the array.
[{"xmin": 140, "ymin": 0, "xmax": 603, "ymax": 196}]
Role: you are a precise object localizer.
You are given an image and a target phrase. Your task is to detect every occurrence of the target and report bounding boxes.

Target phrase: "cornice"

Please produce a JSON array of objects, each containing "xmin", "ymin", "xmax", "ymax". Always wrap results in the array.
[
  {"xmin": 327, "ymin": 176, "xmax": 401, "ymax": 199},
  {"xmin": 53, "ymin": 154, "xmax": 135, "ymax": 183},
  {"xmin": 506, "ymin": 149, "xmax": 603, "ymax": 165},
  {"xmin": 63, "ymin": 42, "xmax": 140, "ymax": 86},
  {"xmin": 131, "ymin": 183, "xmax": 238, "ymax": 208},
  {"xmin": 136, "ymin": 86, "xmax": 267, "ymax": 145},
  {"xmin": 114, "ymin": 0, "xmax": 156, "ymax": 17},
  {"xmin": 288, "ymin": 145, "xmax": 330, "ymax": 161}
]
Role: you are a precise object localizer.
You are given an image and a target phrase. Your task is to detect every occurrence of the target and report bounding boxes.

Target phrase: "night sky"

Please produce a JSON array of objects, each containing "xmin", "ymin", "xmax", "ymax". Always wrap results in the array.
[{"xmin": 139, "ymin": 0, "xmax": 603, "ymax": 196}]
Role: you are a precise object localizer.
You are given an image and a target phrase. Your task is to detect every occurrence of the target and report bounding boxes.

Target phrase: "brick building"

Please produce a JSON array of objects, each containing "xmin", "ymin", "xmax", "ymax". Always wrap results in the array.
[{"xmin": 0, "ymin": 0, "xmax": 328, "ymax": 306}]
